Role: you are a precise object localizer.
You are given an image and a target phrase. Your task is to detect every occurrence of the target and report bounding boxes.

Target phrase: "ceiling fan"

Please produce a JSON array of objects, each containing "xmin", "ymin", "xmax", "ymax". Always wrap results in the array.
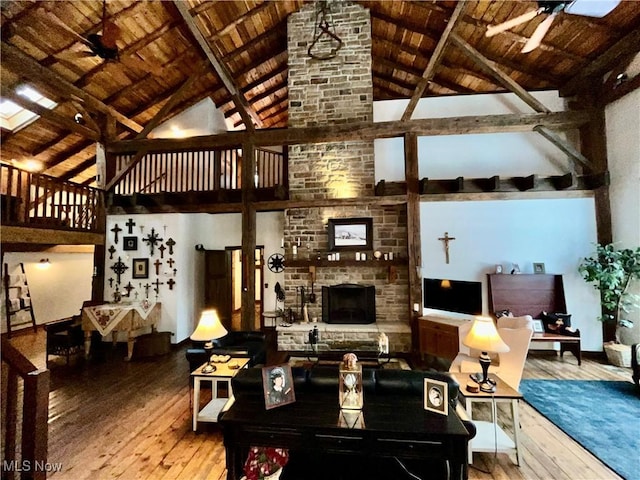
[
  {"xmin": 40, "ymin": 0, "xmax": 164, "ymax": 76},
  {"xmin": 486, "ymin": 0, "xmax": 621, "ymax": 53}
]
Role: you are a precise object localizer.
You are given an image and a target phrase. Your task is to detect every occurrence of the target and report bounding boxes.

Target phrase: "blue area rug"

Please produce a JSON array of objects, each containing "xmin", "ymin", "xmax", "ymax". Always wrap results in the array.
[{"xmin": 520, "ymin": 380, "xmax": 640, "ymax": 480}]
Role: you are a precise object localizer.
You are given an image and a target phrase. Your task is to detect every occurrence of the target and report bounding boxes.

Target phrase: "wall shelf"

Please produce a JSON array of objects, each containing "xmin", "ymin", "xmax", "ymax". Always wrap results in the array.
[{"xmin": 286, "ymin": 258, "xmax": 407, "ymax": 268}]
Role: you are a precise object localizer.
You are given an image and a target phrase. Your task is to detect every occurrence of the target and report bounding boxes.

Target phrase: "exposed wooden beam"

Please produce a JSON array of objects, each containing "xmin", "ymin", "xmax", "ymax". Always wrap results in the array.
[
  {"xmin": 0, "ymin": 43, "xmax": 142, "ymax": 134},
  {"xmin": 105, "ymin": 64, "xmax": 209, "ymax": 190},
  {"xmin": 450, "ymin": 33, "xmax": 551, "ymax": 114},
  {"xmin": 561, "ymin": 27, "xmax": 640, "ymax": 97},
  {"xmin": 0, "ymin": 87, "xmax": 100, "ymax": 141},
  {"xmin": 533, "ymin": 126, "xmax": 592, "ymax": 171},
  {"xmin": 0, "ymin": 226, "xmax": 104, "ymax": 245},
  {"xmin": 172, "ymin": 0, "xmax": 261, "ymax": 131},
  {"xmin": 600, "ymin": 72, "xmax": 640, "ymax": 106},
  {"xmin": 109, "ymin": 110, "xmax": 592, "ymax": 154},
  {"xmin": 59, "ymin": 157, "xmax": 96, "ymax": 182},
  {"xmin": 402, "ymin": 1, "xmax": 467, "ymax": 121}
]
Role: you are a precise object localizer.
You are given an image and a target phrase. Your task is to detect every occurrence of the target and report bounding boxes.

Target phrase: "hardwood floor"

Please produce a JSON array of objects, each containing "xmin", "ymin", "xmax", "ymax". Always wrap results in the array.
[{"xmin": 2, "ymin": 328, "xmax": 632, "ymax": 480}]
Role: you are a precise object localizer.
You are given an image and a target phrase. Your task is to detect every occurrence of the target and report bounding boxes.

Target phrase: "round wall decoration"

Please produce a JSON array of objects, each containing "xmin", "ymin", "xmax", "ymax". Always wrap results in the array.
[{"xmin": 267, "ymin": 253, "xmax": 285, "ymax": 273}]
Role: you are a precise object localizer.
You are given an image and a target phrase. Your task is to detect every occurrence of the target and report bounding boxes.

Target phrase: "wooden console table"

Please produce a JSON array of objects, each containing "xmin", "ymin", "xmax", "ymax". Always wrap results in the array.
[
  {"xmin": 220, "ymin": 392, "xmax": 471, "ymax": 480},
  {"xmin": 82, "ymin": 302, "xmax": 161, "ymax": 361}
]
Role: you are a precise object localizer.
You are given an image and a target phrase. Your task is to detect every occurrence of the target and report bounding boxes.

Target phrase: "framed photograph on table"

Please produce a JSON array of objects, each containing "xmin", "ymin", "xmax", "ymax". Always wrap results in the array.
[
  {"xmin": 132, "ymin": 258, "xmax": 149, "ymax": 279},
  {"xmin": 532, "ymin": 319, "xmax": 545, "ymax": 333},
  {"xmin": 262, "ymin": 364, "xmax": 296, "ymax": 410},
  {"xmin": 424, "ymin": 378, "xmax": 448, "ymax": 416},
  {"xmin": 328, "ymin": 217, "xmax": 373, "ymax": 251}
]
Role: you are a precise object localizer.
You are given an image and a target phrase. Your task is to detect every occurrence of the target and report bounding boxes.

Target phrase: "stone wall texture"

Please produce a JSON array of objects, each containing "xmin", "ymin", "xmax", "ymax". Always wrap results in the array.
[{"xmin": 284, "ymin": 2, "xmax": 409, "ymax": 328}]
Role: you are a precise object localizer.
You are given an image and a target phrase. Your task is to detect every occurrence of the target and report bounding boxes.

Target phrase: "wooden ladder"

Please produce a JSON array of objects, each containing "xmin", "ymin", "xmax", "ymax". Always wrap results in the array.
[{"xmin": 3, "ymin": 262, "xmax": 37, "ymax": 338}]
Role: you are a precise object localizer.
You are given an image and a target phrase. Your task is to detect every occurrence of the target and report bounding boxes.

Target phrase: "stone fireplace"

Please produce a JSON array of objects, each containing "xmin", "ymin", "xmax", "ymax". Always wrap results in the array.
[{"xmin": 279, "ymin": 1, "xmax": 410, "ymax": 352}]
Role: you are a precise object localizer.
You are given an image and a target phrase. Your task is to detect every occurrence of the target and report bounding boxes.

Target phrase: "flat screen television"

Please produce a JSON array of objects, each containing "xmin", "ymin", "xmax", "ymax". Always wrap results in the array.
[{"xmin": 423, "ymin": 278, "xmax": 482, "ymax": 315}]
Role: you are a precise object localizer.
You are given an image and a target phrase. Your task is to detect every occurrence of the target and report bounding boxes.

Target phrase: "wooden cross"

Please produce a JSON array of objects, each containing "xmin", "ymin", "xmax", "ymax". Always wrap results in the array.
[
  {"xmin": 123, "ymin": 282, "xmax": 134, "ymax": 297},
  {"xmin": 153, "ymin": 259, "xmax": 162, "ymax": 275},
  {"xmin": 110, "ymin": 257, "xmax": 128, "ymax": 283},
  {"xmin": 166, "ymin": 238, "xmax": 176, "ymax": 255},
  {"xmin": 108, "ymin": 245, "xmax": 116, "ymax": 259},
  {"xmin": 110, "ymin": 224, "xmax": 122, "ymax": 243},
  {"xmin": 438, "ymin": 232, "xmax": 456, "ymax": 264},
  {"xmin": 167, "ymin": 258, "xmax": 175, "ymax": 268},
  {"xmin": 167, "ymin": 278, "xmax": 175, "ymax": 290},
  {"xmin": 108, "ymin": 277, "xmax": 114, "ymax": 288},
  {"xmin": 125, "ymin": 218, "xmax": 136, "ymax": 234},
  {"xmin": 152, "ymin": 278, "xmax": 163, "ymax": 294},
  {"xmin": 142, "ymin": 283, "xmax": 151, "ymax": 298},
  {"xmin": 158, "ymin": 244, "xmax": 166, "ymax": 259}
]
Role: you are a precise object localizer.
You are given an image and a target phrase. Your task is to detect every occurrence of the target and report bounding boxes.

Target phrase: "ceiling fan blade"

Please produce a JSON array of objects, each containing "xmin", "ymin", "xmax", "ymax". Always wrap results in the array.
[
  {"xmin": 486, "ymin": 8, "xmax": 543, "ymax": 37},
  {"xmin": 37, "ymin": 7, "xmax": 93, "ymax": 48},
  {"xmin": 120, "ymin": 54, "xmax": 165, "ymax": 77},
  {"xmin": 101, "ymin": 21, "xmax": 122, "ymax": 50},
  {"xmin": 55, "ymin": 50, "xmax": 97, "ymax": 60},
  {"xmin": 521, "ymin": 13, "xmax": 557, "ymax": 53}
]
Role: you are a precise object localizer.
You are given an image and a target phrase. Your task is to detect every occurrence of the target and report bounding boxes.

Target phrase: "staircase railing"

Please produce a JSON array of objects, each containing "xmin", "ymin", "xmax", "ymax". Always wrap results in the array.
[{"xmin": 1, "ymin": 338, "xmax": 50, "ymax": 480}]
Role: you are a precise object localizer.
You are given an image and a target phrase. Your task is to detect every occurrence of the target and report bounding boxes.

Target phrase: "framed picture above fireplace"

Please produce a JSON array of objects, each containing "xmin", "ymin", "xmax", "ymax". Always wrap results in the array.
[{"xmin": 328, "ymin": 218, "xmax": 373, "ymax": 251}]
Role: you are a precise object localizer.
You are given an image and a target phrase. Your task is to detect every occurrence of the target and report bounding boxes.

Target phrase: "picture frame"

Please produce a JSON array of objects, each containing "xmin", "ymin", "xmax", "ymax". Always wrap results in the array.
[
  {"xmin": 123, "ymin": 236, "xmax": 138, "ymax": 251},
  {"xmin": 495, "ymin": 264, "xmax": 503, "ymax": 274},
  {"xmin": 533, "ymin": 262, "xmax": 546, "ymax": 274},
  {"xmin": 424, "ymin": 378, "xmax": 448, "ymax": 416},
  {"xmin": 132, "ymin": 258, "xmax": 149, "ymax": 279},
  {"xmin": 532, "ymin": 319, "xmax": 545, "ymax": 333},
  {"xmin": 327, "ymin": 217, "xmax": 373, "ymax": 251},
  {"xmin": 262, "ymin": 364, "xmax": 296, "ymax": 410}
]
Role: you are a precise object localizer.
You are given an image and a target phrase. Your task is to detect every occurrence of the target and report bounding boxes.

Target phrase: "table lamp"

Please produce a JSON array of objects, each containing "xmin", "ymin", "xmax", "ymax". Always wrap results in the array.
[
  {"xmin": 462, "ymin": 316, "xmax": 509, "ymax": 393},
  {"xmin": 190, "ymin": 309, "xmax": 228, "ymax": 373}
]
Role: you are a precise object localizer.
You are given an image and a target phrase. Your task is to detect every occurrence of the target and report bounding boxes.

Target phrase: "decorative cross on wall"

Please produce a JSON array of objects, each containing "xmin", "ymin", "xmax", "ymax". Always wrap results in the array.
[
  {"xmin": 123, "ymin": 282, "xmax": 134, "ymax": 297},
  {"xmin": 166, "ymin": 238, "xmax": 176, "ymax": 255},
  {"xmin": 167, "ymin": 258, "xmax": 175, "ymax": 269},
  {"xmin": 158, "ymin": 244, "xmax": 166, "ymax": 259},
  {"xmin": 167, "ymin": 278, "xmax": 175, "ymax": 290},
  {"xmin": 108, "ymin": 245, "xmax": 116, "ymax": 259},
  {"xmin": 108, "ymin": 277, "xmax": 114, "ymax": 288},
  {"xmin": 438, "ymin": 232, "xmax": 456, "ymax": 264},
  {"xmin": 152, "ymin": 278, "xmax": 163, "ymax": 294},
  {"xmin": 153, "ymin": 259, "xmax": 162, "ymax": 276},
  {"xmin": 125, "ymin": 218, "xmax": 136, "ymax": 234},
  {"xmin": 110, "ymin": 257, "xmax": 128, "ymax": 283},
  {"xmin": 111, "ymin": 224, "xmax": 122, "ymax": 243},
  {"xmin": 142, "ymin": 228, "xmax": 163, "ymax": 256},
  {"xmin": 142, "ymin": 283, "xmax": 151, "ymax": 298}
]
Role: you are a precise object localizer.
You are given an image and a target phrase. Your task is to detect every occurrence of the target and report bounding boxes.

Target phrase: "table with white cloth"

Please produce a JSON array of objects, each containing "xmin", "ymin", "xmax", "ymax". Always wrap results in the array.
[{"xmin": 82, "ymin": 302, "xmax": 161, "ymax": 361}]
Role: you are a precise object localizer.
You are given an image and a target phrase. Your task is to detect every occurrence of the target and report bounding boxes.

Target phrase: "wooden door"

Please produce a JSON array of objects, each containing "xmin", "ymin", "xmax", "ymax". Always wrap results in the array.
[{"xmin": 204, "ymin": 250, "xmax": 232, "ymax": 330}]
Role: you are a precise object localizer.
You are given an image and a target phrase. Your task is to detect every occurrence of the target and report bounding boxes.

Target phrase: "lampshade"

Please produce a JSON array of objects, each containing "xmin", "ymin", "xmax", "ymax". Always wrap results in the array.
[
  {"xmin": 463, "ymin": 316, "xmax": 510, "ymax": 353},
  {"xmin": 440, "ymin": 279, "xmax": 451, "ymax": 289},
  {"xmin": 190, "ymin": 309, "xmax": 228, "ymax": 341}
]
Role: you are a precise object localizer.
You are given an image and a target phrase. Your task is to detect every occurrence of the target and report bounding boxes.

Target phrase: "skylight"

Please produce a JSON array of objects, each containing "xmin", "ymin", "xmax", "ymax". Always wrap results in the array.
[{"xmin": 0, "ymin": 86, "xmax": 57, "ymax": 132}]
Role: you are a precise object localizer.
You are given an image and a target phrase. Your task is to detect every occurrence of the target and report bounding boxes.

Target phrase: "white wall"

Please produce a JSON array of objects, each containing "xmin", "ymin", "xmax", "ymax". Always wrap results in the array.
[
  {"xmin": 420, "ymin": 198, "xmax": 601, "ymax": 351},
  {"xmin": 374, "ymin": 91, "xmax": 572, "ymax": 181},
  {"xmin": 1, "ymin": 252, "xmax": 93, "ymax": 333},
  {"xmin": 104, "ymin": 211, "xmax": 284, "ymax": 343},
  {"xmin": 373, "ymin": 92, "xmax": 603, "ymax": 351}
]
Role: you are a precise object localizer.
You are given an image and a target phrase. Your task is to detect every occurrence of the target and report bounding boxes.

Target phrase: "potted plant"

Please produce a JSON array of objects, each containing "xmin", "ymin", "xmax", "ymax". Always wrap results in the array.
[{"xmin": 578, "ymin": 243, "xmax": 640, "ymax": 366}]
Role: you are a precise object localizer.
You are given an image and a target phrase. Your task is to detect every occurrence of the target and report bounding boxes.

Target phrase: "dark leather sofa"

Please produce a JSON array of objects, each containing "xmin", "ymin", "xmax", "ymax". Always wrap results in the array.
[
  {"xmin": 228, "ymin": 366, "xmax": 476, "ymax": 480},
  {"xmin": 185, "ymin": 331, "xmax": 266, "ymax": 372}
]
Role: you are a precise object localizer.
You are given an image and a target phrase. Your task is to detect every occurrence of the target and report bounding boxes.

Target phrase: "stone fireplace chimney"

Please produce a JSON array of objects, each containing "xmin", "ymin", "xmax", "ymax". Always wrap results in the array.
[{"xmin": 283, "ymin": 1, "xmax": 409, "ymax": 334}]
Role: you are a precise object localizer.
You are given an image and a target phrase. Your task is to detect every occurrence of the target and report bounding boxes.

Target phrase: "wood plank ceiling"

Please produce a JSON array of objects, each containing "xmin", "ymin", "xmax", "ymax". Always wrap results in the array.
[{"xmin": 1, "ymin": 0, "xmax": 639, "ymax": 187}]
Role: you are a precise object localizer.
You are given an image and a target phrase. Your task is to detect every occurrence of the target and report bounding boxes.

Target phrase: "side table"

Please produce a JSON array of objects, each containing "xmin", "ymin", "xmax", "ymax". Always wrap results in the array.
[
  {"xmin": 191, "ymin": 357, "xmax": 250, "ymax": 432},
  {"xmin": 450, "ymin": 373, "xmax": 523, "ymax": 466}
]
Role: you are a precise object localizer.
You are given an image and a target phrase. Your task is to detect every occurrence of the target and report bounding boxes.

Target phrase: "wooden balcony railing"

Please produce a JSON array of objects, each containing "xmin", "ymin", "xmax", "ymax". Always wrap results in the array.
[
  {"xmin": 1, "ymin": 338, "xmax": 50, "ymax": 480},
  {"xmin": 0, "ymin": 163, "xmax": 104, "ymax": 232},
  {"xmin": 112, "ymin": 147, "xmax": 287, "ymax": 195}
]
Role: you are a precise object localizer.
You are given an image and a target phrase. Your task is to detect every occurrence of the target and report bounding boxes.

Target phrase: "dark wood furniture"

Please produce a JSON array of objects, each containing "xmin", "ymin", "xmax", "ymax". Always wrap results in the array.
[
  {"xmin": 220, "ymin": 392, "xmax": 471, "ymax": 480},
  {"xmin": 418, "ymin": 316, "xmax": 469, "ymax": 362},
  {"xmin": 488, "ymin": 274, "xmax": 581, "ymax": 365}
]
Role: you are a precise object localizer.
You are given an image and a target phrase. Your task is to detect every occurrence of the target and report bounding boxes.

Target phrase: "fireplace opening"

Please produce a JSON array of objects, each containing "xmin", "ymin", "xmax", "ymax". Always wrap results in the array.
[{"xmin": 322, "ymin": 283, "xmax": 376, "ymax": 324}]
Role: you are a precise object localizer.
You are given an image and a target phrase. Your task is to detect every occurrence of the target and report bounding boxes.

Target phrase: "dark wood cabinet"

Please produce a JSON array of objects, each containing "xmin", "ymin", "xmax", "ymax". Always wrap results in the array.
[{"xmin": 418, "ymin": 316, "xmax": 470, "ymax": 361}]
